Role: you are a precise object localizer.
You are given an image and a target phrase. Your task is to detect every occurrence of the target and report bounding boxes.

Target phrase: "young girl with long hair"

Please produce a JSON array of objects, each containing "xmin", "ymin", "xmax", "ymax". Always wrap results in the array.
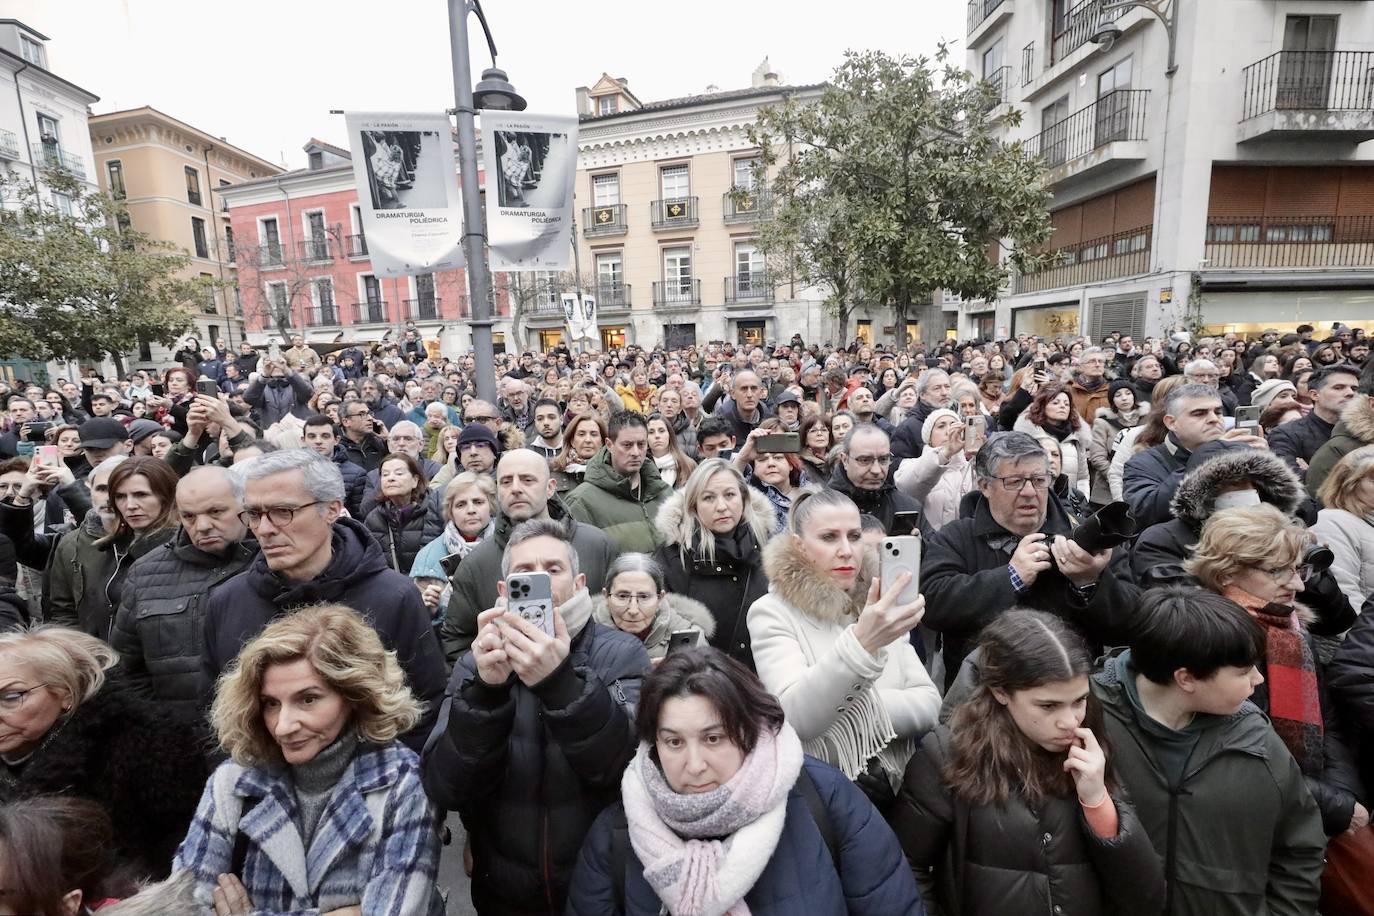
[{"xmin": 894, "ymin": 609, "xmax": 1164, "ymax": 916}]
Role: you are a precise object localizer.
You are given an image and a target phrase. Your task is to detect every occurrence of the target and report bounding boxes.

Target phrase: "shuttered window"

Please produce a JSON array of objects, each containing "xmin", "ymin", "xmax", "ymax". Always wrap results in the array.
[{"xmin": 1089, "ymin": 294, "xmax": 1146, "ymax": 339}]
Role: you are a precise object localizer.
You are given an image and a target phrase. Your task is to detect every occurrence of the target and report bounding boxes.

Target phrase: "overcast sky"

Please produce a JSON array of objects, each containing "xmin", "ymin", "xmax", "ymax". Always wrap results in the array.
[{"xmin": 8, "ymin": 0, "xmax": 966, "ymax": 169}]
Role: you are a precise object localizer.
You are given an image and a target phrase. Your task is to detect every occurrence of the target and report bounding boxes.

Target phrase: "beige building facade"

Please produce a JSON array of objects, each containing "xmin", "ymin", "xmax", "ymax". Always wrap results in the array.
[{"xmin": 88, "ymin": 107, "xmax": 282, "ymax": 362}]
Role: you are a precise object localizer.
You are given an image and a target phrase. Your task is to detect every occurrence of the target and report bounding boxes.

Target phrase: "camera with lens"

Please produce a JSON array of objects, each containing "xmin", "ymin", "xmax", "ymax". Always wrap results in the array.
[
  {"xmin": 1069, "ymin": 501, "xmax": 1139, "ymax": 554},
  {"xmin": 1304, "ymin": 542, "xmax": 1334, "ymax": 574}
]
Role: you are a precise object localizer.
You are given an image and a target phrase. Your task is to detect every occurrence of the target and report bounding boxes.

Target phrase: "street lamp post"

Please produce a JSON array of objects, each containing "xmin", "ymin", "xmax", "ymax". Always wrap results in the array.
[
  {"xmin": 447, "ymin": 0, "xmax": 525, "ymax": 405},
  {"xmin": 1092, "ymin": 0, "xmax": 1178, "ymax": 76}
]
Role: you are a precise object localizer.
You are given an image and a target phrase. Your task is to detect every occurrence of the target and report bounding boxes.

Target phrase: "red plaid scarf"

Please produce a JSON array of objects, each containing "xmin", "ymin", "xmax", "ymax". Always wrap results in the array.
[{"xmin": 1222, "ymin": 585, "xmax": 1324, "ymax": 772}]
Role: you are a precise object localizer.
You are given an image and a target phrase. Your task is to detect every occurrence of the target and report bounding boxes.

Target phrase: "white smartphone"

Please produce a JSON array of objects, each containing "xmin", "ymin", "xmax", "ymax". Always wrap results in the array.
[
  {"xmin": 1235, "ymin": 405, "xmax": 1262, "ymax": 431},
  {"xmin": 880, "ymin": 535, "xmax": 922, "ymax": 606},
  {"xmin": 964, "ymin": 416, "xmax": 987, "ymax": 450},
  {"xmin": 505, "ymin": 571, "xmax": 556, "ymax": 637},
  {"xmin": 34, "ymin": 445, "xmax": 59, "ymax": 468}
]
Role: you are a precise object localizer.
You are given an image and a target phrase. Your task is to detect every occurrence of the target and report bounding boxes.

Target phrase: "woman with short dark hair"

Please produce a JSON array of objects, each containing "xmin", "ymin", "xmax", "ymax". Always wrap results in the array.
[
  {"xmin": 566, "ymin": 647, "xmax": 923, "ymax": 915},
  {"xmin": 364, "ymin": 453, "xmax": 442, "ymax": 574}
]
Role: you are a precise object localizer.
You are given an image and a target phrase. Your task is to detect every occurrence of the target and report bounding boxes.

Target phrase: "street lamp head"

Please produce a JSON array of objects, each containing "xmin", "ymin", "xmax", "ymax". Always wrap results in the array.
[
  {"xmin": 474, "ymin": 68, "xmax": 527, "ymax": 111},
  {"xmin": 1090, "ymin": 19, "xmax": 1122, "ymax": 51}
]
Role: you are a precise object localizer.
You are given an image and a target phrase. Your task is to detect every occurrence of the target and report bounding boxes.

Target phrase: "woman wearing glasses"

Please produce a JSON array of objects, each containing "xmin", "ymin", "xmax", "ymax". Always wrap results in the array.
[
  {"xmin": 1186, "ymin": 504, "xmax": 1367, "ymax": 838},
  {"xmin": 592, "ymin": 553, "xmax": 713, "ymax": 662},
  {"xmin": 0, "ymin": 626, "xmax": 206, "ymax": 880}
]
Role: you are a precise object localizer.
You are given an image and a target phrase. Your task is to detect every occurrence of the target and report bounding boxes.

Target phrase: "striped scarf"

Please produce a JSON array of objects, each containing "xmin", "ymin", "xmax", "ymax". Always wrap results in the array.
[{"xmin": 1222, "ymin": 585, "xmax": 1323, "ymax": 772}]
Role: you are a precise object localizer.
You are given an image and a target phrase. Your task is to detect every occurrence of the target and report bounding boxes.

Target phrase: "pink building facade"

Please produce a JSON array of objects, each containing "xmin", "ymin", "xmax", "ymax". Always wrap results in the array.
[{"xmin": 220, "ymin": 140, "xmax": 510, "ymax": 353}]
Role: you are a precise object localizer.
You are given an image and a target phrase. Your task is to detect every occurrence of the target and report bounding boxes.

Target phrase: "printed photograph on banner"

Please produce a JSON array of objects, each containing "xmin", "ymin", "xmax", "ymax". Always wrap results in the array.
[
  {"xmin": 481, "ymin": 111, "xmax": 579, "ymax": 271},
  {"xmin": 344, "ymin": 111, "xmax": 465, "ymax": 278}
]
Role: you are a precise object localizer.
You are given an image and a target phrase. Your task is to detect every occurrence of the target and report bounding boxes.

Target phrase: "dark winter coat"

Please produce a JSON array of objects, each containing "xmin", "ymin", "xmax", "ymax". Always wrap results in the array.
[
  {"xmin": 199, "ymin": 517, "xmax": 447, "ymax": 753},
  {"xmin": 340, "ymin": 431, "xmax": 389, "ymax": 473},
  {"xmin": 330, "ymin": 445, "xmax": 369, "ymax": 517},
  {"xmin": 891, "ymin": 398, "xmax": 943, "ymax": 461},
  {"xmin": 1328, "ymin": 595, "xmax": 1374, "ymax": 798},
  {"xmin": 567, "ymin": 756, "xmax": 925, "ymax": 916},
  {"xmin": 1266, "ymin": 410, "xmax": 1336, "ymax": 475},
  {"xmin": 1307, "ymin": 394, "xmax": 1374, "ymax": 499},
  {"xmin": 0, "ymin": 480, "xmax": 90, "ymax": 572},
  {"xmin": 360, "ymin": 457, "xmax": 442, "ymax": 519},
  {"xmin": 653, "ymin": 485, "xmax": 774, "ymax": 670},
  {"xmin": 244, "ymin": 371, "xmax": 313, "ymax": 427},
  {"xmin": 1121, "ymin": 434, "xmax": 1192, "ymax": 530},
  {"xmin": 363, "ymin": 492, "xmax": 444, "ymax": 574},
  {"xmin": 0, "ymin": 675, "xmax": 207, "ymax": 879},
  {"xmin": 109, "ymin": 529, "xmax": 257, "ymax": 720},
  {"xmin": 921, "ymin": 497, "xmax": 1140, "ymax": 691},
  {"xmin": 712, "ymin": 397, "xmax": 776, "ymax": 445},
  {"xmin": 1092, "ymin": 653, "xmax": 1326, "ymax": 916},
  {"xmin": 565, "ymin": 446, "xmax": 671, "ymax": 554},
  {"xmin": 45, "ymin": 514, "xmax": 175, "ymax": 640},
  {"xmin": 894, "ymin": 725, "xmax": 1165, "ymax": 916},
  {"xmin": 826, "ymin": 462, "xmax": 922, "ymax": 536},
  {"xmin": 420, "ymin": 614, "xmax": 649, "ymax": 916},
  {"xmin": 438, "ymin": 496, "xmax": 618, "ymax": 663}
]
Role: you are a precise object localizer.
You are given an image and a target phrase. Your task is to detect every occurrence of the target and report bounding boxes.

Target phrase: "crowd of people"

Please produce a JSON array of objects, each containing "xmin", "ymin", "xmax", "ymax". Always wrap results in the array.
[{"xmin": 0, "ymin": 318, "xmax": 1371, "ymax": 915}]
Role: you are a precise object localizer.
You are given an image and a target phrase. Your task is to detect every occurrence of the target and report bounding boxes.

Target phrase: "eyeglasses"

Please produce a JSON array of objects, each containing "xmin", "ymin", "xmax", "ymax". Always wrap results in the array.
[
  {"xmin": 608, "ymin": 591, "xmax": 658, "ymax": 607},
  {"xmin": 238, "ymin": 501, "xmax": 322, "ymax": 527},
  {"xmin": 990, "ymin": 474, "xmax": 1053, "ymax": 491},
  {"xmin": 345, "ymin": 409, "xmax": 371, "ymax": 419},
  {"xmin": 848, "ymin": 453, "xmax": 892, "ymax": 468},
  {"xmin": 1262, "ymin": 564, "xmax": 1315, "ymax": 584},
  {"xmin": 0, "ymin": 683, "xmax": 50, "ymax": 712},
  {"xmin": 466, "ymin": 415, "xmax": 498, "ymax": 424}
]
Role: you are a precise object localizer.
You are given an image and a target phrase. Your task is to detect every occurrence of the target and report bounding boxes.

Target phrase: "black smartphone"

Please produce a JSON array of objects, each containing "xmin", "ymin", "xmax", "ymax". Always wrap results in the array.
[
  {"xmin": 755, "ymin": 432, "xmax": 800, "ymax": 454},
  {"xmin": 892, "ymin": 509, "xmax": 922, "ymax": 536},
  {"xmin": 196, "ymin": 379, "xmax": 219, "ymax": 397},
  {"xmin": 440, "ymin": 552, "xmax": 464, "ymax": 578},
  {"xmin": 667, "ymin": 630, "xmax": 705, "ymax": 654}
]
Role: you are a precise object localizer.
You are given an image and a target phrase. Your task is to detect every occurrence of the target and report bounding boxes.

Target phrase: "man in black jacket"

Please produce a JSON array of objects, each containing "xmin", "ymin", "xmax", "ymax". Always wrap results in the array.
[
  {"xmin": 922, "ymin": 431, "xmax": 1139, "ymax": 690},
  {"xmin": 890, "ymin": 369, "xmax": 953, "ymax": 461},
  {"xmin": 420, "ymin": 519, "xmax": 648, "ymax": 916},
  {"xmin": 1268, "ymin": 364, "xmax": 1359, "ymax": 474},
  {"xmin": 338, "ymin": 399, "xmax": 388, "ymax": 471},
  {"xmin": 199, "ymin": 449, "xmax": 447, "ymax": 752},
  {"xmin": 828, "ymin": 424, "xmax": 921, "ymax": 535},
  {"xmin": 111, "ymin": 466, "xmax": 257, "ymax": 720},
  {"xmin": 301, "ymin": 414, "xmax": 367, "ymax": 518},
  {"xmin": 711, "ymin": 369, "xmax": 775, "ymax": 444}
]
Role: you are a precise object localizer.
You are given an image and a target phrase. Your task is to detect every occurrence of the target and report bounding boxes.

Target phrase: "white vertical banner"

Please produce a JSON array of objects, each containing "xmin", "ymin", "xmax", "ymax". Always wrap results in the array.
[
  {"xmin": 344, "ymin": 111, "xmax": 465, "ymax": 278},
  {"xmin": 577, "ymin": 294, "xmax": 598, "ymax": 348},
  {"xmin": 480, "ymin": 112, "xmax": 578, "ymax": 271},
  {"xmin": 560, "ymin": 292, "xmax": 581, "ymax": 339}
]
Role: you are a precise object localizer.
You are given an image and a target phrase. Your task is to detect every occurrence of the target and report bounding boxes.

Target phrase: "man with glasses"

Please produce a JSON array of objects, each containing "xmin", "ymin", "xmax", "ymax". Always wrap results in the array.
[
  {"xmin": 339, "ymin": 400, "xmax": 388, "ymax": 471},
  {"xmin": 199, "ymin": 449, "xmax": 446, "ymax": 752},
  {"xmin": 922, "ymin": 431, "xmax": 1139, "ymax": 690},
  {"xmin": 463, "ymin": 399, "xmax": 503, "ymax": 434},
  {"xmin": 829, "ymin": 423, "xmax": 920, "ymax": 536}
]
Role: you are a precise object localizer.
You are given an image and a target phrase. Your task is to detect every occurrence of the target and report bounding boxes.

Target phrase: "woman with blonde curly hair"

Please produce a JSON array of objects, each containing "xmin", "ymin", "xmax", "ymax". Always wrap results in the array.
[{"xmin": 175, "ymin": 604, "xmax": 443, "ymax": 915}]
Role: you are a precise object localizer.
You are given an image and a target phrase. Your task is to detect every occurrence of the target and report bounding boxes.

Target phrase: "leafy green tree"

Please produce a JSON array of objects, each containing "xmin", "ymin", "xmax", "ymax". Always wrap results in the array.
[
  {"xmin": 0, "ymin": 170, "xmax": 203, "ymax": 373},
  {"xmin": 750, "ymin": 47, "xmax": 1054, "ymax": 345}
]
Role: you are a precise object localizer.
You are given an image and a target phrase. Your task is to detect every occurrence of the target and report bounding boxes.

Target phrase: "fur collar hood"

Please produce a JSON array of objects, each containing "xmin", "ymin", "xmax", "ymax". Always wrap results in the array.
[
  {"xmin": 1337, "ymin": 393, "xmax": 1374, "ymax": 444},
  {"xmin": 761, "ymin": 529, "xmax": 878, "ymax": 625},
  {"xmin": 1169, "ymin": 447, "xmax": 1303, "ymax": 528},
  {"xmin": 591, "ymin": 591, "xmax": 717, "ymax": 641},
  {"xmin": 654, "ymin": 480, "xmax": 777, "ymax": 548}
]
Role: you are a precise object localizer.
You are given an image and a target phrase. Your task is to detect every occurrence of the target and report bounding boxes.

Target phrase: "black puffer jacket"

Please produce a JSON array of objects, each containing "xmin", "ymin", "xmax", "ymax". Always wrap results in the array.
[
  {"xmin": 826, "ymin": 463, "xmax": 922, "ymax": 536},
  {"xmin": 330, "ymin": 445, "xmax": 368, "ymax": 518},
  {"xmin": 0, "ymin": 674, "xmax": 207, "ymax": 878},
  {"xmin": 652, "ymin": 485, "xmax": 774, "ymax": 671},
  {"xmin": 1267, "ymin": 410, "xmax": 1336, "ymax": 475},
  {"xmin": 420, "ymin": 607, "xmax": 649, "ymax": 916},
  {"xmin": 45, "ymin": 515, "xmax": 175, "ymax": 640},
  {"xmin": 363, "ymin": 492, "xmax": 443, "ymax": 574},
  {"xmin": 199, "ymin": 517, "xmax": 448, "ymax": 753},
  {"xmin": 109, "ymin": 529, "xmax": 257, "ymax": 720},
  {"xmin": 894, "ymin": 725, "xmax": 1165, "ymax": 916},
  {"xmin": 891, "ymin": 398, "xmax": 942, "ymax": 461},
  {"xmin": 1121, "ymin": 435, "xmax": 1191, "ymax": 531},
  {"xmin": 1329, "ymin": 595, "xmax": 1374, "ymax": 798}
]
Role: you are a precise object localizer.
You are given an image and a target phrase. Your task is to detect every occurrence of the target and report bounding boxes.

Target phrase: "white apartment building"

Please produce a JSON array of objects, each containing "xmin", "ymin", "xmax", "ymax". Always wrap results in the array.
[{"xmin": 962, "ymin": 0, "xmax": 1374, "ymax": 341}]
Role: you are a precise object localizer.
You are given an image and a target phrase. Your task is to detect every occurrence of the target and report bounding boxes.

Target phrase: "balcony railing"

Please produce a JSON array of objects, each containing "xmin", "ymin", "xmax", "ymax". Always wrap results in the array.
[
  {"xmin": 968, "ymin": 0, "xmax": 1006, "ymax": 33},
  {"xmin": 346, "ymin": 234, "xmax": 368, "ymax": 258},
  {"xmin": 306, "ymin": 306, "xmax": 340, "ymax": 327},
  {"xmin": 262, "ymin": 242, "xmax": 285, "ymax": 268},
  {"xmin": 527, "ymin": 295, "xmax": 566, "ymax": 316},
  {"xmin": 597, "ymin": 282, "xmax": 631, "ymax": 309},
  {"xmin": 1052, "ymin": 0, "xmax": 1124, "ymax": 66},
  {"xmin": 0, "ymin": 129, "xmax": 18, "ymax": 160},
  {"xmin": 1021, "ymin": 42, "xmax": 1035, "ymax": 84},
  {"xmin": 224, "ymin": 237, "xmax": 236, "ymax": 262},
  {"xmin": 1025, "ymin": 90, "xmax": 1149, "ymax": 169},
  {"xmin": 31, "ymin": 143, "xmax": 86, "ymax": 180},
  {"xmin": 723, "ymin": 188, "xmax": 771, "ymax": 223},
  {"xmin": 653, "ymin": 279, "xmax": 701, "ymax": 308},
  {"xmin": 1241, "ymin": 51, "xmax": 1374, "ymax": 121},
  {"xmin": 583, "ymin": 204, "xmax": 628, "ymax": 237},
  {"xmin": 299, "ymin": 238, "xmax": 333, "ymax": 262},
  {"xmin": 982, "ymin": 66, "xmax": 1013, "ymax": 108},
  {"xmin": 404, "ymin": 297, "xmax": 440, "ymax": 320},
  {"xmin": 725, "ymin": 274, "xmax": 774, "ymax": 303},
  {"xmin": 1203, "ymin": 215, "xmax": 1374, "ymax": 269},
  {"xmin": 1014, "ymin": 227, "xmax": 1152, "ymax": 294},
  {"xmin": 355, "ymin": 299, "xmax": 389, "ymax": 324},
  {"xmin": 651, "ymin": 197, "xmax": 699, "ymax": 230}
]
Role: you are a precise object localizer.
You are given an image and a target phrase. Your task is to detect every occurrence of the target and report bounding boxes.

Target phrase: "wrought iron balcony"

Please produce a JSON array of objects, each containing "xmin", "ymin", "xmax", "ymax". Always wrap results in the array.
[
  {"xmin": 650, "ymin": 197, "xmax": 698, "ymax": 230},
  {"xmin": 0, "ymin": 130, "xmax": 18, "ymax": 160},
  {"xmin": 583, "ymin": 204, "xmax": 628, "ymax": 237},
  {"xmin": 261, "ymin": 243, "xmax": 286, "ymax": 268},
  {"xmin": 968, "ymin": 0, "xmax": 1007, "ymax": 35},
  {"xmin": 723, "ymin": 188, "xmax": 771, "ymax": 223},
  {"xmin": 597, "ymin": 282, "xmax": 631, "ymax": 310},
  {"xmin": 652, "ymin": 279, "xmax": 700, "ymax": 308},
  {"xmin": 346, "ymin": 234, "xmax": 368, "ymax": 258},
  {"xmin": 1203, "ymin": 215, "xmax": 1374, "ymax": 269},
  {"xmin": 298, "ymin": 238, "xmax": 333, "ymax": 262},
  {"xmin": 224, "ymin": 237, "xmax": 236, "ymax": 262},
  {"xmin": 1024, "ymin": 90, "xmax": 1149, "ymax": 176},
  {"xmin": 355, "ymin": 299, "xmax": 390, "ymax": 324},
  {"xmin": 1051, "ymin": 0, "xmax": 1124, "ymax": 67},
  {"xmin": 725, "ymin": 274, "xmax": 774, "ymax": 304},
  {"xmin": 31, "ymin": 143, "xmax": 86, "ymax": 180},
  {"xmin": 404, "ymin": 297, "xmax": 440, "ymax": 320},
  {"xmin": 1240, "ymin": 51, "xmax": 1374, "ymax": 143},
  {"xmin": 982, "ymin": 66, "xmax": 1012, "ymax": 108},
  {"xmin": 305, "ymin": 306, "xmax": 340, "ymax": 327},
  {"xmin": 1013, "ymin": 227, "xmax": 1152, "ymax": 294}
]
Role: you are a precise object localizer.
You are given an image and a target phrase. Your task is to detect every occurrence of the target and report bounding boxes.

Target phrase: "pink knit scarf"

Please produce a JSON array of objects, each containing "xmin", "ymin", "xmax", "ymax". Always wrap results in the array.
[{"xmin": 621, "ymin": 722, "xmax": 805, "ymax": 916}]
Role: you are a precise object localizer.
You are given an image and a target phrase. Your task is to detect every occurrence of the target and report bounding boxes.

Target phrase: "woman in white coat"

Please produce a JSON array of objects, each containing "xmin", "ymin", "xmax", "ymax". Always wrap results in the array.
[
  {"xmin": 747, "ymin": 486, "xmax": 940, "ymax": 814},
  {"xmin": 894, "ymin": 408, "xmax": 978, "ymax": 532},
  {"xmin": 1313, "ymin": 444, "xmax": 1374, "ymax": 611}
]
